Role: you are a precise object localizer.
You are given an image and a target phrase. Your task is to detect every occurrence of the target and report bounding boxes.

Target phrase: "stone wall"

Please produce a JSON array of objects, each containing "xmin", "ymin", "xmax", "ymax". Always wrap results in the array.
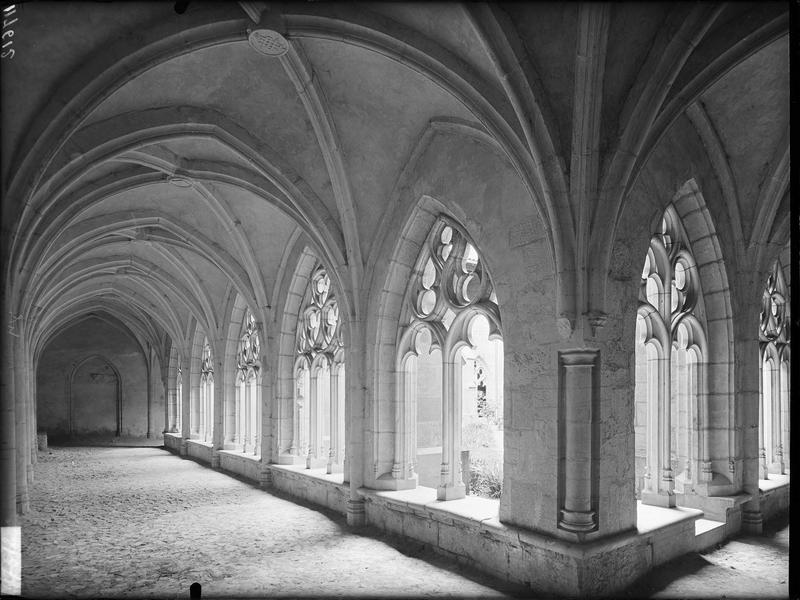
[{"xmin": 36, "ymin": 317, "xmax": 159, "ymax": 439}]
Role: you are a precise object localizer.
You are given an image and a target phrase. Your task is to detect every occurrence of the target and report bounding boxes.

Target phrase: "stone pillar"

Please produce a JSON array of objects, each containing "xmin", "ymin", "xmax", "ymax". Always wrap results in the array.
[
  {"xmin": 558, "ymin": 350, "xmax": 597, "ymax": 533},
  {"xmin": 771, "ymin": 362, "xmax": 783, "ymax": 473},
  {"xmin": 2, "ymin": 306, "xmax": 18, "ymax": 526},
  {"xmin": 642, "ymin": 350, "xmax": 675, "ymax": 507},
  {"xmin": 307, "ymin": 367, "xmax": 317, "ymax": 469},
  {"xmin": 180, "ymin": 360, "xmax": 191, "ymax": 456},
  {"xmin": 14, "ymin": 339, "xmax": 29, "ymax": 515},
  {"xmin": 328, "ymin": 365, "xmax": 339, "ymax": 474},
  {"xmin": 211, "ymin": 357, "xmax": 223, "ymax": 469},
  {"xmin": 345, "ymin": 319, "xmax": 366, "ymax": 527},
  {"xmin": 390, "ymin": 358, "xmax": 416, "ymax": 487},
  {"xmin": 757, "ymin": 351, "xmax": 768, "ymax": 479},
  {"xmin": 438, "ymin": 355, "xmax": 465, "ymax": 501},
  {"xmin": 145, "ymin": 346, "xmax": 153, "ymax": 439}
]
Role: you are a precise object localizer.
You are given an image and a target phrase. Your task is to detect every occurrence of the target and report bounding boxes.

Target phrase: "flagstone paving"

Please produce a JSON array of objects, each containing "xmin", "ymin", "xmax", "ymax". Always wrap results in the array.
[{"xmin": 20, "ymin": 446, "xmax": 789, "ymax": 599}]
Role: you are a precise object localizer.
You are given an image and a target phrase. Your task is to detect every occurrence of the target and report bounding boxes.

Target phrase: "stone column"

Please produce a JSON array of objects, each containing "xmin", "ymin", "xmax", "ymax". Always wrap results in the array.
[
  {"xmin": 345, "ymin": 317, "xmax": 366, "ymax": 527},
  {"xmin": 558, "ymin": 350, "xmax": 597, "ymax": 533},
  {"xmin": 1, "ymin": 305, "xmax": 18, "ymax": 526},
  {"xmin": 328, "ymin": 365, "xmax": 339, "ymax": 474},
  {"xmin": 771, "ymin": 362, "xmax": 783, "ymax": 473},
  {"xmin": 438, "ymin": 355, "xmax": 465, "ymax": 501},
  {"xmin": 259, "ymin": 368, "xmax": 273, "ymax": 487},
  {"xmin": 757, "ymin": 352, "xmax": 768, "ymax": 479},
  {"xmin": 14, "ymin": 339, "xmax": 30, "ymax": 515},
  {"xmin": 391, "ymin": 358, "xmax": 416, "ymax": 486},
  {"xmin": 307, "ymin": 368, "xmax": 317, "ymax": 469},
  {"xmin": 211, "ymin": 358, "xmax": 223, "ymax": 468},
  {"xmin": 642, "ymin": 349, "xmax": 675, "ymax": 507},
  {"xmin": 180, "ymin": 360, "xmax": 191, "ymax": 456},
  {"xmin": 145, "ymin": 348, "xmax": 152, "ymax": 439}
]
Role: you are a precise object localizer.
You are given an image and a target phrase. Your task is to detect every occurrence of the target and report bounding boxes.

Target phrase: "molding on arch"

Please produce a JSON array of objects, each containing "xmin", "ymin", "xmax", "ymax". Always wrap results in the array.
[
  {"xmin": 684, "ymin": 102, "xmax": 744, "ymax": 252},
  {"xmin": 365, "ymin": 118, "xmax": 566, "ymax": 325},
  {"xmin": 274, "ymin": 245, "xmax": 319, "ymax": 462},
  {"xmin": 9, "ymin": 109, "xmax": 348, "ymax": 298},
  {"xmin": 749, "ymin": 136, "xmax": 789, "ymax": 251},
  {"xmin": 35, "ymin": 310, "xmax": 150, "ymax": 370},
  {"xmin": 668, "ymin": 181, "xmax": 737, "ymax": 490},
  {"xmin": 588, "ymin": 5, "xmax": 723, "ymax": 313}
]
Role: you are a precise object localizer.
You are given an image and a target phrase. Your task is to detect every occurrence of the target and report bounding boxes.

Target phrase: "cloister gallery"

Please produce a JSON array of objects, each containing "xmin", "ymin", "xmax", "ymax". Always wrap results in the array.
[{"xmin": 0, "ymin": 1, "xmax": 791, "ymax": 597}]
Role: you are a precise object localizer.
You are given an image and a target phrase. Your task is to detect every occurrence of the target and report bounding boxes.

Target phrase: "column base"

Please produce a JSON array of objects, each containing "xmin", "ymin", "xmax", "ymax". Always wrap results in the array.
[
  {"xmin": 641, "ymin": 490, "xmax": 676, "ymax": 508},
  {"xmin": 437, "ymin": 482, "xmax": 465, "ymax": 501},
  {"xmin": 15, "ymin": 493, "xmax": 29, "ymax": 516},
  {"xmin": 559, "ymin": 509, "xmax": 596, "ymax": 532},
  {"xmin": 741, "ymin": 510, "xmax": 763, "ymax": 534},
  {"xmin": 346, "ymin": 498, "xmax": 366, "ymax": 527},
  {"xmin": 259, "ymin": 465, "xmax": 273, "ymax": 488}
]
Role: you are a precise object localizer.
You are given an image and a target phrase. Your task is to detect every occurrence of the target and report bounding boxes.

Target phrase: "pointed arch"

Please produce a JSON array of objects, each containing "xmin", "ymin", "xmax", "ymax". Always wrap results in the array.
[
  {"xmin": 634, "ymin": 184, "xmax": 736, "ymax": 514},
  {"xmin": 68, "ymin": 354, "xmax": 122, "ymax": 438}
]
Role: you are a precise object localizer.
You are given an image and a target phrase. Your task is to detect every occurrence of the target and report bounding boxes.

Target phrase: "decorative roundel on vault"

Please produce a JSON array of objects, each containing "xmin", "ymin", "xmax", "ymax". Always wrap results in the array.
[{"xmin": 247, "ymin": 29, "xmax": 290, "ymax": 56}]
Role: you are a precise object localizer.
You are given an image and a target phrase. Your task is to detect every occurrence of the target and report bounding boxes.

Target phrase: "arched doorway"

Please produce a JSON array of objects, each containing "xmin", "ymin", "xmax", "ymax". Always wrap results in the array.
[{"xmin": 70, "ymin": 355, "xmax": 122, "ymax": 437}]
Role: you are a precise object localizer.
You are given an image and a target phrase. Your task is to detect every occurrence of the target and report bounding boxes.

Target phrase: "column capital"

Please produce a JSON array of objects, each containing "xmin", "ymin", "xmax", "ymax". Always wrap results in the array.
[{"xmin": 559, "ymin": 348, "xmax": 599, "ymax": 366}]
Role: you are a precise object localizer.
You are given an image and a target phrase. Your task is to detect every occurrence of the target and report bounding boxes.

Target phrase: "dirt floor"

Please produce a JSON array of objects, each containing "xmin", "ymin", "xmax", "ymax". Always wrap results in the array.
[{"xmin": 19, "ymin": 445, "xmax": 790, "ymax": 599}]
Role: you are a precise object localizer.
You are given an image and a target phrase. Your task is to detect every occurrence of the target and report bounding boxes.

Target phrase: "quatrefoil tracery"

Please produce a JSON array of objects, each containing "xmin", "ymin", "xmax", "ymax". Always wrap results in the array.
[
  {"xmin": 640, "ymin": 214, "xmax": 702, "ymax": 345},
  {"xmin": 760, "ymin": 268, "xmax": 787, "ymax": 342},
  {"xmin": 237, "ymin": 310, "xmax": 261, "ymax": 382},
  {"xmin": 297, "ymin": 266, "xmax": 342, "ymax": 358},
  {"xmin": 200, "ymin": 338, "xmax": 214, "ymax": 382},
  {"xmin": 412, "ymin": 222, "xmax": 495, "ymax": 323}
]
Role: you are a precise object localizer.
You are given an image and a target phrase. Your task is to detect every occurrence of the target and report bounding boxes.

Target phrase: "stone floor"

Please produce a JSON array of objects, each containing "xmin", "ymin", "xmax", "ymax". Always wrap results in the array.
[{"xmin": 20, "ymin": 446, "xmax": 790, "ymax": 599}]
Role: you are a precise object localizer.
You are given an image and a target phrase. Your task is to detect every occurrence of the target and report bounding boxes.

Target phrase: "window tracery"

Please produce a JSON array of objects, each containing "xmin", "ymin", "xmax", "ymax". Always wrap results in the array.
[
  {"xmin": 396, "ymin": 218, "xmax": 503, "ymax": 501},
  {"xmin": 293, "ymin": 265, "xmax": 345, "ymax": 473},
  {"xmin": 635, "ymin": 208, "xmax": 708, "ymax": 506},
  {"xmin": 233, "ymin": 310, "xmax": 261, "ymax": 455},
  {"xmin": 759, "ymin": 259, "xmax": 790, "ymax": 477},
  {"xmin": 198, "ymin": 337, "xmax": 214, "ymax": 443}
]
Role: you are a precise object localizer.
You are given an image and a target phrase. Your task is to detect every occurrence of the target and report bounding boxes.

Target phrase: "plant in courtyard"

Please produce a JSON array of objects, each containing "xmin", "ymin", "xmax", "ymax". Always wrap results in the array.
[{"xmin": 469, "ymin": 456, "xmax": 503, "ymax": 499}]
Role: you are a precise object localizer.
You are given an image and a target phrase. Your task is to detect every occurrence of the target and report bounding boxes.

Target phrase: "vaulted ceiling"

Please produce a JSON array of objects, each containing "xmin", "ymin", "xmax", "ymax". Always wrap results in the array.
[{"xmin": 1, "ymin": 1, "xmax": 789, "ymax": 366}]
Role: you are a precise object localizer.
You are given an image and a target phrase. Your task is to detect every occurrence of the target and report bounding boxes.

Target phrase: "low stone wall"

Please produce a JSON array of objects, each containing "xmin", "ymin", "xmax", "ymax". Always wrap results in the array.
[
  {"xmin": 269, "ymin": 465, "xmax": 348, "ymax": 516},
  {"xmin": 218, "ymin": 451, "xmax": 261, "ymax": 483},
  {"xmin": 185, "ymin": 439, "xmax": 213, "ymax": 464},
  {"xmin": 163, "ymin": 433, "xmax": 182, "ymax": 453},
  {"xmin": 760, "ymin": 479, "xmax": 789, "ymax": 522},
  {"xmin": 359, "ymin": 489, "xmax": 701, "ymax": 597}
]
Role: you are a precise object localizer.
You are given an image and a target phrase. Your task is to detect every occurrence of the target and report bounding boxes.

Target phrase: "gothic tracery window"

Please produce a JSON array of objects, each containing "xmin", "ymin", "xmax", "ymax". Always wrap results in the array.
[
  {"xmin": 293, "ymin": 265, "xmax": 345, "ymax": 473},
  {"xmin": 232, "ymin": 310, "xmax": 261, "ymax": 456},
  {"xmin": 635, "ymin": 208, "xmax": 707, "ymax": 506},
  {"xmin": 759, "ymin": 260, "xmax": 790, "ymax": 477},
  {"xmin": 198, "ymin": 337, "xmax": 214, "ymax": 443},
  {"xmin": 397, "ymin": 219, "xmax": 503, "ymax": 501}
]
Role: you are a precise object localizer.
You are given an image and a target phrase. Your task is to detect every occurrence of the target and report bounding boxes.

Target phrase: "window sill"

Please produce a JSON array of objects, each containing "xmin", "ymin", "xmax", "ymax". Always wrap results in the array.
[
  {"xmin": 358, "ymin": 486, "xmax": 500, "ymax": 526},
  {"xmin": 635, "ymin": 501, "xmax": 703, "ymax": 534},
  {"xmin": 269, "ymin": 463, "xmax": 345, "ymax": 486},
  {"xmin": 185, "ymin": 438, "xmax": 213, "ymax": 448},
  {"xmin": 759, "ymin": 473, "xmax": 790, "ymax": 492},
  {"xmin": 218, "ymin": 449, "xmax": 261, "ymax": 462}
]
